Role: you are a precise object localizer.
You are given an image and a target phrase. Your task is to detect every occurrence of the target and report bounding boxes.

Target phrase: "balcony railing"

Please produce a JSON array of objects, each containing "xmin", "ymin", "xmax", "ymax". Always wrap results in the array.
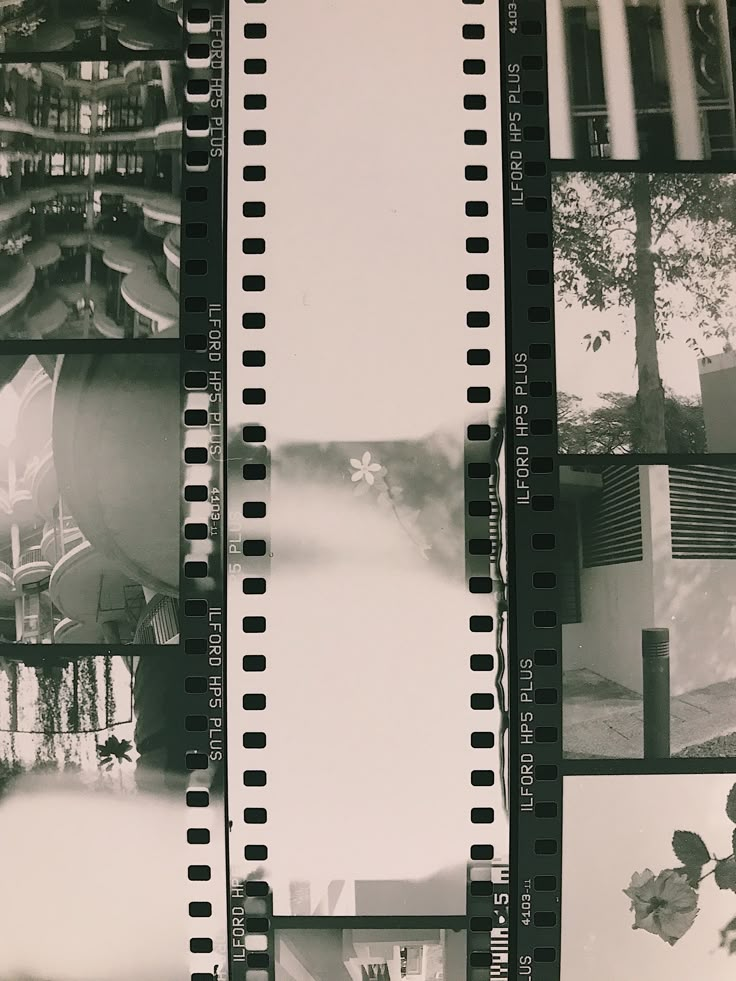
[
  {"xmin": 18, "ymin": 546, "xmax": 43, "ymax": 568},
  {"xmin": 0, "ymin": 559, "xmax": 13, "ymax": 579},
  {"xmin": 133, "ymin": 593, "xmax": 179, "ymax": 645}
]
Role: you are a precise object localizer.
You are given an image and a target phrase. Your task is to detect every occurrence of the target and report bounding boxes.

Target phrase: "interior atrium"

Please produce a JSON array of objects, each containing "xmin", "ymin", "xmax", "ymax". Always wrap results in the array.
[
  {"xmin": 0, "ymin": 58, "xmax": 182, "ymax": 340},
  {"xmin": 0, "ymin": 1, "xmax": 182, "ymax": 54},
  {"xmin": 0, "ymin": 352, "xmax": 180, "ymax": 647}
]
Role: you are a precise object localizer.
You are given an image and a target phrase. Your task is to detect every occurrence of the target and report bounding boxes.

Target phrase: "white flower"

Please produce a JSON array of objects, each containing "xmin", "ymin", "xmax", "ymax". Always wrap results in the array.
[{"xmin": 349, "ymin": 451, "xmax": 382, "ymax": 486}]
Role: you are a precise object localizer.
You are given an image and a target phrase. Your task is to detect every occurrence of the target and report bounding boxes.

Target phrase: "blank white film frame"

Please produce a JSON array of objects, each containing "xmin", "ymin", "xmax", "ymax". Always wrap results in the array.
[{"xmin": 228, "ymin": 0, "xmax": 507, "ymax": 921}]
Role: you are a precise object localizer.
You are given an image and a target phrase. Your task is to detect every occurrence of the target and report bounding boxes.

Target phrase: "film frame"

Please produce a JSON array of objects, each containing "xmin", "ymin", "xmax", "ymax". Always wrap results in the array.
[
  {"xmin": 0, "ymin": 1, "xmax": 228, "ymax": 978},
  {"xmin": 502, "ymin": 1, "xmax": 736, "ymax": 980},
  {"xmin": 226, "ymin": 2, "xmax": 506, "ymax": 981}
]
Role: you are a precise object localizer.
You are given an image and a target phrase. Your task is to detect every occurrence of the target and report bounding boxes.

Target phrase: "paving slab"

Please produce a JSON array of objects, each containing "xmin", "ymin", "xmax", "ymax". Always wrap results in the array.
[{"xmin": 563, "ymin": 669, "xmax": 736, "ymax": 760}]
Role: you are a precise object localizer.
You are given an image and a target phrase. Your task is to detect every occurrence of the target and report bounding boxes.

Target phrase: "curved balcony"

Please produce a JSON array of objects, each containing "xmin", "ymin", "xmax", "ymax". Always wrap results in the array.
[
  {"xmin": 25, "ymin": 241, "xmax": 61, "ymax": 273},
  {"xmin": 162, "ymin": 226, "xmax": 180, "ymax": 269},
  {"xmin": 93, "ymin": 308, "xmax": 125, "ymax": 340},
  {"xmin": 40, "ymin": 516, "xmax": 84, "ymax": 565},
  {"xmin": 14, "ymin": 545, "xmax": 52, "ymax": 587},
  {"xmin": 10, "ymin": 21, "xmax": 75, "ymax": 52},
  {"xmin": 120, "ymin": 265, "xmax": 178, "ymax": 333},
  {"xmin": 132, "ymin": 593, "xmax": 179, "ymax": 645},
  {"xmin": 52, "ymin": 353, "xmax": 180, "ymax": 596},
  {"xmin": 48, "ymin": 538, "xmax": 141, "ymax": 632},
  {"xmin": 117, "ymin": 20, "xmax": 178, "ymax": 51},
  {"xmin": 0, "ymin": 559, "xmax": 15, "ymax": 603},
  {"xmin": 100, "ymin": 240, "xmax": 142, "ymax": 276},
  {"xmin": 53, "ymin": 617, "xmax": 105, "ymax": 645},
  {"xmin": 0, "ymin": 255, "xmax": 34, "ymax": 320},
  {"xmin": 25, "ymin": 295, "xmax": 69, "ymax": 339}
]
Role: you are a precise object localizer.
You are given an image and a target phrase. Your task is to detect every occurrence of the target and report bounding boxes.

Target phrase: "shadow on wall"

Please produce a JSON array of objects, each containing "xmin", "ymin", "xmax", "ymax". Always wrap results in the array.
[{"xmin": 660, "ymin": 560, "xmax": 736, "ymax": 696}]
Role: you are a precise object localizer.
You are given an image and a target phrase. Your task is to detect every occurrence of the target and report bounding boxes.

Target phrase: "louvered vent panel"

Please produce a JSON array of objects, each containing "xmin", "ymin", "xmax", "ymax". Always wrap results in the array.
[
  {"xmin": 669, "ymin": 465, "xmax": 736, "ymax": 559},
  {"xmin": 582, "ymin": 465, "xmax": 643, "ymax": 568}
]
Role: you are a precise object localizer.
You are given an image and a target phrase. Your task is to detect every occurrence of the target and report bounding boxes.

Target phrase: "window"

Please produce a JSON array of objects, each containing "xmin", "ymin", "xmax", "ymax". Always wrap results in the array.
[
  {"xmin": 581, "ymin": 465, "xmax": 643, "ymax": 567},
  {"xmin": 669, "ymin": 465, "xmax": 736, "ymax": 559},
  {"xmin": 559, "ymin": 502, "xmax": 582, "ymax": 625},
  {"xmin": 401, "ymin": 947, "xmax": 423, "ymax": 976}
]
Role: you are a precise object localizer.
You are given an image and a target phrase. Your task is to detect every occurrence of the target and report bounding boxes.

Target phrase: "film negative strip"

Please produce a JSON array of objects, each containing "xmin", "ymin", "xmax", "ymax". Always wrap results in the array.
[
  {"xmin": 502, "ymin": 2, "xmax": 736, "ymax": 981},
  {"xmin": 227, "ymin": 3, "xmax": 507, "ymax": 981},
  {"xmin": 0, "ymin": 1, "xmax": 229, "ymax": 978}
]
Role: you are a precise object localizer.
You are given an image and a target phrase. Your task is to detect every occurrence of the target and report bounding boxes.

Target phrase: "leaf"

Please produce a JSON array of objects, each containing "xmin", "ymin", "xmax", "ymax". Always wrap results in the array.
[
  {"xmin": 672, "ymin": 830, "xmax": 710, "ymax": 867},
  {"xmin": 727, "ymin": 783, "xmax": 736, "ymax": 822},
  {"xmin": 715, "ymin": 858, "xmax": 736, "ymax": 892},
  {"xmin": 730, "ymin": 939, "xmax": 736, "ymax": 955},
  {"xmin": 672, "ymin": 865, "xmax": 702, "ymax": 889},
  {"xmin": 592, "ymin": 336, "xmax": 602, "ymax": 352},
  {"xmin": 723, "ymin": 916, "xmax": 736, "ymax": 934},
  {"xmin": 600, "ymin": 330, "xmax": 611, "ymax": 342}
]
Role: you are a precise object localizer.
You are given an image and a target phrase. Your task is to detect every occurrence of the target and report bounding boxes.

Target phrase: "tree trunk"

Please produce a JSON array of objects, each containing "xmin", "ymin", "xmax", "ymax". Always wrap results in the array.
[{"xmin": 632, "ymin": 172, "xmax": 667, "ymax": 452}]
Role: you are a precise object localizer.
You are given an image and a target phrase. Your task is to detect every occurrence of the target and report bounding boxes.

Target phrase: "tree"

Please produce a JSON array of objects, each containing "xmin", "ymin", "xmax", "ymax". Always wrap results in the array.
[
  {"xmin": 558, "ymin": 390, "xmax": 707, "ymax": 454},
  {"xmin": 553, "ymin": 173, "xmax": 736, "ymax": 452}
]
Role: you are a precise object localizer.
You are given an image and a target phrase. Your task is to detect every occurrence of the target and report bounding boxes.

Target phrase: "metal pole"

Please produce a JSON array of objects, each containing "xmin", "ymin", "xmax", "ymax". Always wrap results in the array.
[{"xmin": 642, "ymin": 628, "xmax": 670, "ymax": 758}]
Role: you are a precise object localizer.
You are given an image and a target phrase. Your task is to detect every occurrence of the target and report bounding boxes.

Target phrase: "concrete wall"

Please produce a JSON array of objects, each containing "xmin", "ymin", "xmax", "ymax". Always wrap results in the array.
[
  {"xmin": 563, "ymin": 465, "xmax": 736, "ymax": 696},
  {"xmin": 655, "ymin": 557, "xmax": 736, "ymax": 695},
  {"xmin": 699, "ymin": 351, "xmax": 736, "ymax": 452},
  {"xmin": 562, "ymin": 466, "xmax": 656, "ymax": 694}
]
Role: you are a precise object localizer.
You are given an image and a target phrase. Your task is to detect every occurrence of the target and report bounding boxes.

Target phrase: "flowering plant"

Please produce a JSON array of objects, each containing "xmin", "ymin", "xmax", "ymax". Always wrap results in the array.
[
  {"xmin": 626, "ymin": 782, "xmax": 736, "ymax": 952},
  {"xmin": 13, "ymin": 17, "xmax": 44, "ymax": 37},
  {"xmin": 349, "ymin": 450, "xmax": 431, "ymax": 559},
  {"xmin": 0, "ymin": 233, "xmax": 30, "ymax": 256}
]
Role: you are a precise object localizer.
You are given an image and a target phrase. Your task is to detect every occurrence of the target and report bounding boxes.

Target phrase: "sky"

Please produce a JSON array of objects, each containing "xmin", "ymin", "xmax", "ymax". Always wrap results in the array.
[{"xmin": 563, "ymin": 774, "xmax": 736, "ymax": 981}]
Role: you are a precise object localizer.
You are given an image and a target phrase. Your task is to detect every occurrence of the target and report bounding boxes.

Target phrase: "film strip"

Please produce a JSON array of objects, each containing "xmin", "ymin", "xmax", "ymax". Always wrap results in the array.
[
  {"xmin": 227, "ymin": 3, "xmax": 507, "ymax": 981},
  {"xmin": 0, "ymin": 1, "xmax": 229, "ymax": 978},
  {"xmin": 503, "ymin": 2, "xmax": 736, "ymax": 981}
]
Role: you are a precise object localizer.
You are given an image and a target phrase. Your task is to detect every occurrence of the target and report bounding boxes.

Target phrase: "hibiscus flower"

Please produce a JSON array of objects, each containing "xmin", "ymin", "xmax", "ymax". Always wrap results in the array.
[{"xmin": 624, "ymin": 869, "xmax": 699, "ymax": 945}]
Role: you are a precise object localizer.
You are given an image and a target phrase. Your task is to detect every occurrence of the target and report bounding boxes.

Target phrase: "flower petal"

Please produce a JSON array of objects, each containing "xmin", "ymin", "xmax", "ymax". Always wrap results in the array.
[
  {"xmin": 349, "ymin": 458, "xmax": 363, "ymax": 469},
  {"xmin": 351, "ymin": 471, "xmax": 363, "ymax": 482},
  {"xmin": 365, "ymin": 472, "xmax": 375, "ymax": 486},
  {"xmin": 367, "ymin": 463, "xmax": 382, "ymax": 472},
  {"xmin": 361, "ymin": 451, "xmax": 371, "ymax": 465}
]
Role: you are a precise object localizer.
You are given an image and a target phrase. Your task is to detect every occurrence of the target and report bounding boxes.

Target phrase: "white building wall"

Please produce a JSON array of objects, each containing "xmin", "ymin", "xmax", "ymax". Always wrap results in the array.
[
  {"xmin": 562, "ymin": 466, "xmax": 657, "ymax": 695},
  {"xmin": 564, "ymin": 465, "xmax": 736, "ymax": 697}
]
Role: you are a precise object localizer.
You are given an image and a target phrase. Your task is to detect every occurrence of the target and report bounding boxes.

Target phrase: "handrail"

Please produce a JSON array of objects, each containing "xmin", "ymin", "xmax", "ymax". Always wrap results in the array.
[
  {"xmin": 0, "ymin": 559, "xmax": 12, "ymax": 579},
  {"xmin": 133, "ymin": 594, "xmax": 179, "ymax": 645},
  {"xmin": 17, "ymin": 545, "xmax": 44, "ymax": 567}
]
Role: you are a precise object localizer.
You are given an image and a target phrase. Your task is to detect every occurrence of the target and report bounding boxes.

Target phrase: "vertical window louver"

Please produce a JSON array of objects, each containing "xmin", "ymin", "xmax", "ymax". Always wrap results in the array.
[
  {"xmin": 559, "ymin": 501, "xmax": 582, "ymax": 624},
  {"xmin": 669, "ymin": 465, "xmax": 736, "ymax": 559},
  {"xmin": 582, "ymin": 465, "xmax": 643, "ymax": 567}
]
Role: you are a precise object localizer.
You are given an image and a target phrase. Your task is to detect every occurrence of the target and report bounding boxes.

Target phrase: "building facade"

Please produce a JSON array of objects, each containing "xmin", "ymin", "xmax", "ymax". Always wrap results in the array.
[
  {"xmin": 0, "ymin": 58, "xmax": 181, "ymax": 339},
  {"xmin": 561, "ymin": 463, "xmax": 736, "ymax": 696},
  {"xmin": 0, "ymin": 353, "xmax": 179, "ymax": 647},
  {"xmin": 276, "ymin": 929, "xmax": 466, "ymax": 981},
  {"xmin": 547, "ymin": 0, "xmax": 736, "ymax": 160},
  {"xmin": 0, "ymin": 1, "xmax": 182, "ymax": 54}
]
